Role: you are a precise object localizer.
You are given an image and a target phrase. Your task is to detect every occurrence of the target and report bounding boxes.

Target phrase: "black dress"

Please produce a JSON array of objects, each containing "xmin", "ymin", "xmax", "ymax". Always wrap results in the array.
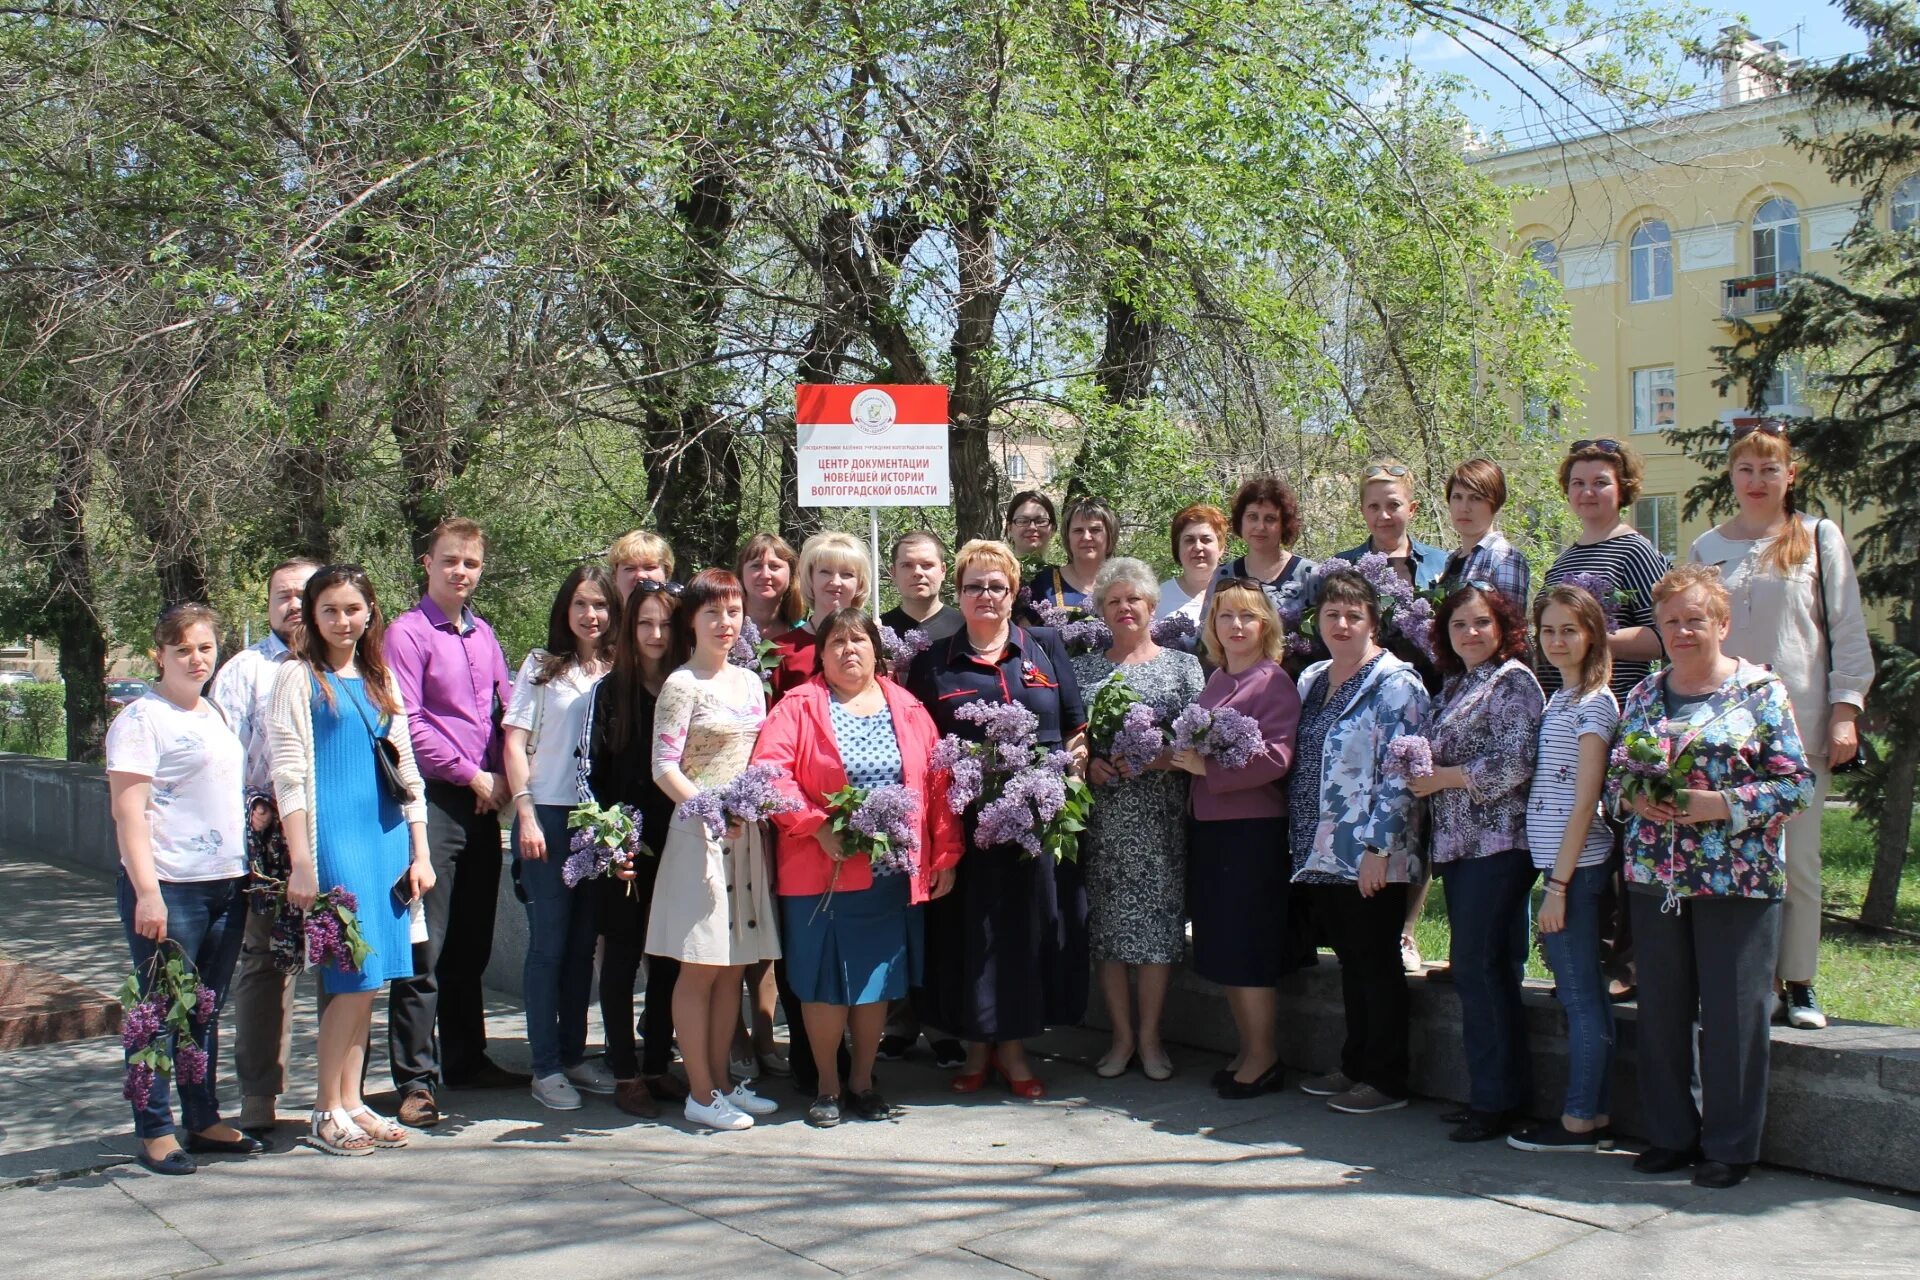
[
  {"xmin": 905, "ymin": 624, "xmax": 1090, "ymax": 1042},
  {"xmin": 579, "ymin": 676, "xmax": 679, "ymax": 1080}
]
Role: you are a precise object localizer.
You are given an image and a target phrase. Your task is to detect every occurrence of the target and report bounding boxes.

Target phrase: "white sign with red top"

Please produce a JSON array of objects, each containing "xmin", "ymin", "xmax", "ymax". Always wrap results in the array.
[{"xmin": 794, "ymin": 384, "xmax": 950, "ymax": 508}]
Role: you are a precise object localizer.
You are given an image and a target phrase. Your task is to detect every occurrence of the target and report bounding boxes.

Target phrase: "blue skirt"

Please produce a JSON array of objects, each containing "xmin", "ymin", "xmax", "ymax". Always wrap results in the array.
[{"xmin": 781, "ymin": 873, "xmax": 922, "ymax": 1006}]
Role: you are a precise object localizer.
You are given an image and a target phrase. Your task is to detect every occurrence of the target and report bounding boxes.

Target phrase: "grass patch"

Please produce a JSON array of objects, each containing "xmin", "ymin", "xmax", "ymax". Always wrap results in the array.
[{"xmin": 1406, "ymin": 809, "xmax": 1920, "ymax": 1027}]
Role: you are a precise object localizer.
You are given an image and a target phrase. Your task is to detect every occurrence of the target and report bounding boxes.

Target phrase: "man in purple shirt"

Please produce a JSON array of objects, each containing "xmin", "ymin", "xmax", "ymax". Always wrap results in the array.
[{"xmin": 385, "ymin": 517, "xmax": 525, "ymax": 1124}]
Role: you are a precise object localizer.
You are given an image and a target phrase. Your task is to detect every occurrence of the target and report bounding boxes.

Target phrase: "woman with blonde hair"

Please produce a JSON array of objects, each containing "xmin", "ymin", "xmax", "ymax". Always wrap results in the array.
[
  {"xmin": 1172, "ymin": 578, "xmax": 1300, "ymax": 1098},
  {"xmin": 1689, "ymin": 422, "xmax": 1872, "ymax": 1030}
]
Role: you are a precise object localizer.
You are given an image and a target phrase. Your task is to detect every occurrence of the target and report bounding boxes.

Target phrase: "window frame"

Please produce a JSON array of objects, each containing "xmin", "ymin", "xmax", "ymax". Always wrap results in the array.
[
  {"xmin": 1894, "ymin": 177, "xmax": 1920, "ymax": 233},
  {"xmin": 1631, "ymin": 495, "xmax": 1680, "ymax": 560},
  {"xmin": 1630, "ymin": 365, "xmax": 1677, "ymax": 435},
  {"xmin": 1628, "ymin": 220, "xmax": 1673, "ymax": 303},
  {"xmin": 1752, "ymin": 198, "xmax": 1802, "ymax": 278}
]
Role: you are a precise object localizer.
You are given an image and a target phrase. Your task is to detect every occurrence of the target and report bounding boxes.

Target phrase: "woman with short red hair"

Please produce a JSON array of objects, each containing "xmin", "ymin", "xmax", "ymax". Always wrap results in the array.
[{"xmin": 1157, "ymin": 504, "xmax": 1229, "ymax": 625}]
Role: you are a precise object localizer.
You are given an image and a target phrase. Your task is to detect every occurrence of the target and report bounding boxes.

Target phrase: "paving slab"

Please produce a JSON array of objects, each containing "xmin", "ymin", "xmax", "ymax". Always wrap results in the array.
[{"xmin": 9, "ymin": 1176, "xmax": 219, "ymax": 1280}]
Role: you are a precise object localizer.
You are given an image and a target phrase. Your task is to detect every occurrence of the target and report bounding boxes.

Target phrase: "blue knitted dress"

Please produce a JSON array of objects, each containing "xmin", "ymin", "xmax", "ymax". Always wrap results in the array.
[{"xmin": 311, "ymin": 676, "xmax": 414, "ymax": 994}]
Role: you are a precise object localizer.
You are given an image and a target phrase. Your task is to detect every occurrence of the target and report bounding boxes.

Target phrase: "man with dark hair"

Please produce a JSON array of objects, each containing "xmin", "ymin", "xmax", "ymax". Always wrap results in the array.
[
  {"xmin": 881, "ymin": 530, "xmax": 963, "ymax": 645},
  {"xmin": 385, "ymin": 518, "xmax": 521, "ymax": 1125},
  {"xmin": 214, "ymin": 557, "xmax": 321, "ymax": 1135}
]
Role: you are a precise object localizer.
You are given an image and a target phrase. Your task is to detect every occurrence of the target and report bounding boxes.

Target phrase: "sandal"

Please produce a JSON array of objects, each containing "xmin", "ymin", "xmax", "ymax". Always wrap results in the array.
[
  {"xmin": 346, "ymin": 1105, "xmax": 409, "ymax": 1148},
  {"xmin": 306, "ymin": 1110, "xmax": 375, "ymax": 1157}
]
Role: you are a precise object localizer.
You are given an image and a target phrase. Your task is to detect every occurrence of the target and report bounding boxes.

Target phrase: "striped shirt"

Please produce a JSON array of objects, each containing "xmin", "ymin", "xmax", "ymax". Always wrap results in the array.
[
  {"xmin": 1526, "ymin": 686, "xmax": 1619, "ymax": 871},
  {"xmin": 1540, "ymin": 532, "xmax": 1670, "ymax": 701}
]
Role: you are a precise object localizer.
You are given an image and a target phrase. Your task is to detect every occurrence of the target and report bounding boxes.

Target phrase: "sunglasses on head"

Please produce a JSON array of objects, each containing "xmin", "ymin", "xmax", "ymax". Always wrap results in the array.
[
  {"xmin": 1731, "ymin": 420, "xmax": 1788, "ymax": 442},
  {"xmin": 631, "ymin": 580, "xmax": 684, "ymax": 599},
  {"xmin": 1362, "ymin": 463, "xmax": 1411, "ymax": 481},
  {"xmin": 1568, "ymin": 438, "xmax": 1622, "ymax": 456}
]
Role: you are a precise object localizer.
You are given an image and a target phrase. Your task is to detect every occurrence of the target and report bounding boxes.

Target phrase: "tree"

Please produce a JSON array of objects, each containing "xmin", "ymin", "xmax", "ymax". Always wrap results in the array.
[{"xmin": 1675, "ymin": 1, "xmax": 1920, "ymax": 927}]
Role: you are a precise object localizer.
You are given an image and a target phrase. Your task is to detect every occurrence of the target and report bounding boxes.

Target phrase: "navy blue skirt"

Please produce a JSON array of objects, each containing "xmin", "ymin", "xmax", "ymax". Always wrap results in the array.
[
  {"xmin": 1187, "ymin": 816, "xmax": 1290, "ymax": 987},
  {"xmin": 781, "ymin": 874, "xmax": 922, "ymax": 1006}
]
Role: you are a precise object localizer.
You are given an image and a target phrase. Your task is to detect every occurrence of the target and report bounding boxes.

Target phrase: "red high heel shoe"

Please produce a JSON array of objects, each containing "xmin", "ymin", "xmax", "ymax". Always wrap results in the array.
[
  {"xmin": 950, "ymin": 1047, "xmax": 996, "ymax": 1094},
  {"xmin": 997, "ymin": 1058, "xmax": 1046, "ymax": 1100}
]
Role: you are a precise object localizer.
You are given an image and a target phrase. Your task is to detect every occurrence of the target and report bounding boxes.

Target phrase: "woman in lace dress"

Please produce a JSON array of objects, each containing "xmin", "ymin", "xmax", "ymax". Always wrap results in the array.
[
  {"xmin": 647, "ymin": 569, "xmax": 783, "ymax": 1131},
  {"xmin": 1072, "ymin": 558, "xmax": 1204, "ymax": 1082}
]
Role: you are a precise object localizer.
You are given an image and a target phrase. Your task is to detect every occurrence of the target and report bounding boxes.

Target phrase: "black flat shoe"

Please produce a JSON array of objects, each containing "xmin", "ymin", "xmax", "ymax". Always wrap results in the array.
[
  {"xmin": 1210, "ymin": 1067, "xmax": 1235, "ymax": 1090},
  {"xmin": 1217, "ymin": 1064, "xmax": 1284, "ymax": 1099},
  {"xmin": 1439, "ymin": 1105, "xmax": 1470, "ymax": 1125},
  {"xmin": 1632, "ymin": 1145, "xmax": 1701, "ymax": 1175},
  {"xmin": 845, "ymin": 1088, "xmax": 897, "ymax": 1122},
  {"xmin": 1448, "ymin": 1111, "xmax": 1515, "ymax": 1143},
  {"xmin": 136, "ymin": 1147, "xmax": 197, "ymax": 1176},
  {"xmin": 875, "ymin": 1035, "xmax": 913, "ymax": 1061},
  {"xmin": 186, "ymin": 1131, "xmax": 268, "ymax": 1156},
  {"xmin": 805, "ymin": 1094, "xmax": 842, "ymax": 1128},
  {"xmin": 1692, "ymin": 1160, "xmax": 1751, "ymax": 1189}
]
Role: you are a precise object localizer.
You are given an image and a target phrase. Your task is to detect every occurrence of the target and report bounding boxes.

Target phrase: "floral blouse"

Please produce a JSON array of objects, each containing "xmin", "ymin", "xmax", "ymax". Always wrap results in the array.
[
  {"xmin": 1426, "ymin": 658, "xmax": 1543, "ymax": 865},
  {"xmin": 1604, "ymin": 660, "xmax": 1813, "ymax": 900}
]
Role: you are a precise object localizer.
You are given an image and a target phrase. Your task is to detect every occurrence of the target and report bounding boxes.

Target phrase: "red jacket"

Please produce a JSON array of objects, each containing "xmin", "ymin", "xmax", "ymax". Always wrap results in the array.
[
  {"xmin": 749, "ymin": 675, "xmax": 964, "ymax": 902},
  {"xmin": 766, "ymin": 626, "xmax": 817, "ymax": 705}
]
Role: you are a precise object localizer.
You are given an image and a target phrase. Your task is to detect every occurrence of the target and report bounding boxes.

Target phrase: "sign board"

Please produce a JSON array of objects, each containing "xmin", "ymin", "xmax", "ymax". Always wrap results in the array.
[{"xmin": 794, "ymin": 384, "xmax": 950, "ymax": 508}]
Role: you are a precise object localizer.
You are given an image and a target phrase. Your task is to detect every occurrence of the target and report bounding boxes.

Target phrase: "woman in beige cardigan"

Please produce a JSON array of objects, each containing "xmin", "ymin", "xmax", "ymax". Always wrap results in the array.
[
  {"xmin": 269, "ymin": 565, "xmax": 433, "ymax": 1155},
  {"xmin": 1689, "ymin": 424, "xmax": 1874, "ymax": 1030}
]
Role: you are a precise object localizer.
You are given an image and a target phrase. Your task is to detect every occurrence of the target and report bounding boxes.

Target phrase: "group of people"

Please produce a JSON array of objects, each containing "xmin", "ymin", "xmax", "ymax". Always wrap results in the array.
[{"xmin": 105, "ymin": 422, "xmax": 1872, "ymax": 1191}]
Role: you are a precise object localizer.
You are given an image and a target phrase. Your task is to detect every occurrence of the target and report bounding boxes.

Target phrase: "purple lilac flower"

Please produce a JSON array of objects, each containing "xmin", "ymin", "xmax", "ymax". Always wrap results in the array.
[
  {"xmin": 1058, "ymin": 616, "xmax": 1113, "ymax": 653},
  {"xmin": 561, "ymin": 842, "xmax": 612, "ymax": 888},
  {"xmin": 121, "ymin": 997, "xmax": 164, "ymax": 1052},
  {"xmin": 1203, "ymin": 707, "xmax": 1265, "ymax": 770},
  {"xmin": 1383, "ymin": 734, "xmax": 1434, "ymax": 779},
  {"xmin": 729, "ymin": 616, "xmax": 762, "ymax": 668},
  {"xmin": 954, "ymin": 698, "xmax": 1040, "ymax": 745},
  {"xmin": 878, "ymin": 625, "xmax": 931, "ymax": 680},
  {"xmin": 945, "ymin": 755, "xmax": 985, "ymax": 812},
  {"xmin": 975, "ymin": 792, "xmax": 1044, "ymax": 856},
  {"xmin": 850, "ymin": 783, "xmax": 920, "ymax": 865},
  {"xmin": 175, "ymin": 1041, "xmax": 208, "ymax": 1085},
  {"xmin": 1109, "ymin": 703, "xmax": 1163, "ymax": 775},
  {"xmin": 720, "ymin": 763, "xmax": 803, "ymax": 825},
  {"xmin": 1559, "ymin": 572, "xmax": 1625, "ymax": 631},
  {"xmin": 677, "ymin": 790, "xmax": 730, "ymax": 839},
  {"xmin": 123, "ymin": 1060, "xmax": 156, "ymax": 1104},
  {"xmin": 1149, "ymin": 613, "xmax": 1198, "ymax": 647},
  {"xmin": 194, "ymin": 985, "xmax": 216, "ymax": 1023},
  {"xmin": 1042, "ymin": 749, "xmax": 1073, "ymax": 774},
  {"xmin": 1168, "ymin": 704, "xmax": 1213, "ymax": 754}
]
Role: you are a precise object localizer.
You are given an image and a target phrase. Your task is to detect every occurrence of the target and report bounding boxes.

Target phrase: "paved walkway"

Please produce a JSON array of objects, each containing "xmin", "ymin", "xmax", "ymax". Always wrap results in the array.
[{"xmin": 2, "ymin": 853, "xmax": 1914, "ymax": 1280}]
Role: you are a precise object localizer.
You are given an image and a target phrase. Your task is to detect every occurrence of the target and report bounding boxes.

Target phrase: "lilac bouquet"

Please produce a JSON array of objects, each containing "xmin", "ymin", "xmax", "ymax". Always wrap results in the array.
[
  {"xmin": 1382, "ymin": 734, "xmax": 1435, "ymax": 780},
  {"xmin": 677, "ymin": 763, "xmax": 803, "ymax": 839},
  {"xmin": 932, "ymin": 699, "xmax": 1093, "ymax": 861},
  {"xmin": 728, "ymin": 617, "xmax": 783, "ymax": 691},
  {"xmin": 1289, "ymin": 554, "xmax": 1436, "ymax": 661},
  {"xmin": 1168, "ymin": 703, "xmax": 1266, "ymax": 770},
  {"xmin": 1149, "ymin": 612, "xmax": 1198, "ymax": 648},
  {"xmin": 1557, "ymin": 571, "xmax": 1634, "ymax": 633},
  {"xmin": 879, "ymin": 625, "xmax": 931, "ymax": 681},
  {"xmin": 564, "ymin": 800, "xmax": 648, "ymax": 887},
  {"xmin": 1031, "ymin": 597, "xmax": 1113, "ymax": 654},
  {"xmin": 825, "ymin": 781, "xmax": 919, "ymax": 872},
  {"xmin": 305, "ymin": 887, "xmax": 374, "ymax": 973},
  {"xmin": 1613, "ymin": 729, "xmax": 1694, "ymax": 813},
  {"xmin": 1086, "ymin": 678, "xmax": 1164, "ymax": 778},
  {"xmin": 115, "ymin": 939, "xmax": 213, "ymax": 1103}
]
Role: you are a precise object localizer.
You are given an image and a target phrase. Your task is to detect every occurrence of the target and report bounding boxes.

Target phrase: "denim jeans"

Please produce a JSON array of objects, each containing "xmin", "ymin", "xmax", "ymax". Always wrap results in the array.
[
  {"xmin": 116, "ymin": 874, "xmax": 249, "ymax": 1140},
  {"xmin": 1440, "ymin": 848, "xmax": 1537, "ymax": 1114},
  {"xmin": 517, "ymin": 804, "xmax": 598, "ymax": 1077},
  {"xmin": 1538, "ymin": 863, "xmax": 1614, "ymax": 1122}
]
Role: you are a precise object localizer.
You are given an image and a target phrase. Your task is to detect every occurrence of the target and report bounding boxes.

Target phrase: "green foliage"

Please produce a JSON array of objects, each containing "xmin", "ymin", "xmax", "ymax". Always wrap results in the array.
[{"xmin": 0, "ymin": 682, "xmax": 66, "ymax": 757}]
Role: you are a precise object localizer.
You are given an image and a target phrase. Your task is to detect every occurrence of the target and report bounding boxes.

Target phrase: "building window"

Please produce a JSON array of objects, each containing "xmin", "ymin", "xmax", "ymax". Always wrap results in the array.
[
  {"xmin": 1044, "ymin": 456, "xmax": 1058, "ymax": 483},
  {"xmin": 1763, "ymin": 358, "xmax": 1805, "ymax": 412},
  {"xmin": 1006, "ymin": 453, "xmax": 1027, "ymax": 482},
  {"xmin": 1528, "ymin": 239, "xmax": 1561, "ymax": 280},
  {"xmin": 1752, "ymin": 198, "xmax": 1801, "ymax": 278},
  {"xmin": 1631, "ymin": 366, "xmax": 1677, "ymax": 434},
  {"xmin": 1632, "ymin": 495, "xmax": 1679, "ymax": 560},
  {"xmin": 1894, "ymin": 177, "xmax": 1920, "ymax": 232},
  {"xmin": 1628, "ymin": 220, "xmax": 1673, "ymax": 302}
]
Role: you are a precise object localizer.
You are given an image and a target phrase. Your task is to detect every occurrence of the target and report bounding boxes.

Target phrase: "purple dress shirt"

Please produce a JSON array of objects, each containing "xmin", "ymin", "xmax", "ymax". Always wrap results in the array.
[{"xmin": 385, "ymin": 595, "xmax": 513, "ymax": 786}]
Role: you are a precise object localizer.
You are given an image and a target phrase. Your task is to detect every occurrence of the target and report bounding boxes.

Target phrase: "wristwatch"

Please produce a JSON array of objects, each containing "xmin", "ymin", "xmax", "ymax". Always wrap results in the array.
[{"xmin": 1365, "ymin": 846, "xmax": 1388, "ymax": 860}]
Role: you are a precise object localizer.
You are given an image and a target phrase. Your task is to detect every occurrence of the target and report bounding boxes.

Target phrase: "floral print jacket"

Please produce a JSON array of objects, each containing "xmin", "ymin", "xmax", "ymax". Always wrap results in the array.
[
  {"xmin": 1290, "ymin": 652, "xmax": 1432, "ymax": 884},
  {"xmin": 1427, "ymin": 658, "xmax": 1544, "ymax": 864},
  {"xmin": 1605, "ymin": 660, "xmax": 1813, "ymax": 900}
]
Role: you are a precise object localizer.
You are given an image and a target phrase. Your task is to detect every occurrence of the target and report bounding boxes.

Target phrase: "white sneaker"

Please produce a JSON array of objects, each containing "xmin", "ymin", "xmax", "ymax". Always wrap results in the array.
[
  {"xmin": 564, "ymin": 1060, "xmax": 618, "ymax": 1095},
  {"xmin": 726, "ymin": 1082, "xmax": 779, "ymax": 1116},
  {"xmin": 686, "ymin": 1089, "xmax": 753, "ymax": 1131},
  {"xmin": 1400, "ymin": 935, "xmax": 1423, "ymax": 974},
  {"xmin": 532, "ymin": 1072, "xmax": 583, "ymax": 1111}
]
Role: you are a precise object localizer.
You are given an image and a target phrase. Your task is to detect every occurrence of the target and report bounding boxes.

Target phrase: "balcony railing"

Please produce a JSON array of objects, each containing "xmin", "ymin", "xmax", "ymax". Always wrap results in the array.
[{"xmin": 1721, "ymin": 271, "xmax": 1796, "ymax": 319}]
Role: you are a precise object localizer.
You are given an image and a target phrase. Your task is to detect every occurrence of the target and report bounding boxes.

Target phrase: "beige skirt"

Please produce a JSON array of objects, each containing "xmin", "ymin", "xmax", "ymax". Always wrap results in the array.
[{"xmin": 644, "ymin": 813, "xmax": 782, "ymax": 966}]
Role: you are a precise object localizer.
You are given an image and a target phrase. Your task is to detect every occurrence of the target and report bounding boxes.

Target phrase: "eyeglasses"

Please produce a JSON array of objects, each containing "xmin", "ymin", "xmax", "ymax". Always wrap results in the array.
[
  {"xmin": 630, "ymin": 580, "xmax": 684, "ymax": 599},
  {"xmin": 1009, "ymin": 516, "xmax": 1053, "ymax": 529},
  {"xmin": 1362, "ymin": 462, "xmax": 1411, "ymax": 481},
  {"xmin": 1569, "ymin": 438, "xmax": 1623, "ymax": 455},
  {"xmin": 1731, "ymin": 419, "xmax": 1789, "ymax": 442},
  {"xmin": 961, "ymin": 583, "xmax": 1012, "ymax": 599}
]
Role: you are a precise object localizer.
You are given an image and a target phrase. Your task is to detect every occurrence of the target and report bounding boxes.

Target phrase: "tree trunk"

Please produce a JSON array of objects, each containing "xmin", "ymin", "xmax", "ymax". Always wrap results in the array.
[
  {"xmin": 1862, "ymin": 595, "xmax": 1919, "ymax": 928},
  {"xmin": 949, "ymin": 177, "xmax": 1004, "ymax": 544},
  {"xmin": 47, "ymin": 439, "xmax": 108, "ymax": 762}
]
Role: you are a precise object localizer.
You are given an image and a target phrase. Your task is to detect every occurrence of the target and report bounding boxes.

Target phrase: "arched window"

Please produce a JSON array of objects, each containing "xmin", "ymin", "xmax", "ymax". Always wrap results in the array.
[
  {"xmin": 1893, "ymin": 177, "xmax": 1920, "ymax": 232},
  {"xmin": 1629, "ymin": 220, "xmax": 1672, "ymax": 302},
  {"xmin": 1752, "ymin": 198, "xmax": 1801, "ymax": 277},
  {"xmin": 1528, "ymin": 239, "xmax": 1560, "ymax": 280}
]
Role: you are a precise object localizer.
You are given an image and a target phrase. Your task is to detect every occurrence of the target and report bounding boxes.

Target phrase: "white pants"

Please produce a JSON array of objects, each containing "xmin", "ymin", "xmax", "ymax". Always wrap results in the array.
[{"xmin": 1777, "ymin": 761, "xmax": 1833, "ymax": 985}]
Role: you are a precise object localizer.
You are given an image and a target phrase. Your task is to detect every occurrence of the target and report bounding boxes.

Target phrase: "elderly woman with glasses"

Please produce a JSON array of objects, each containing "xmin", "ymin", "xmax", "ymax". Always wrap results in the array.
[
  {"xmin": 1606, "ymin": 564, "xmax": 1812, "ymax": 1189},
  {"xmin": 1071, "ymin": 557, "xmax": 1206, "ymax": 1080},
  {"xmin": 907, "ymin": 538, "xmax": 1090, "ymax": 1099}
]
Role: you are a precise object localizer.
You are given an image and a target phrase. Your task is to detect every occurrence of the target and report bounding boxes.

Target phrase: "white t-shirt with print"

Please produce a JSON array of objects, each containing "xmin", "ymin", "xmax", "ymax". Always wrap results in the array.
[
  {"xmin": 103, "ymin": 691, "xmax": 246, "ymax": 882},
  {"xmin": 1525, "ymin": 685, "xmax": 1619, "ymax": 872},
  {"xmin": 503, "ymin": 653, "xmax": 602, "ymax": 806}
]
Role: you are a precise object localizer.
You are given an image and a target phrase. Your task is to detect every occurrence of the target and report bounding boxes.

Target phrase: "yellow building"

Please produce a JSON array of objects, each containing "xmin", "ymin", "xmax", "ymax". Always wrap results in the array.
[{"xmin": 1475, "ymin": 30, "xmax": 1895, "ymax": 557}]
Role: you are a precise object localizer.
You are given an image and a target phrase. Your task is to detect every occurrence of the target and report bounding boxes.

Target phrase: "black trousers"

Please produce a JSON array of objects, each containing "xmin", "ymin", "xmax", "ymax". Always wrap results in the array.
[
  {"xmin": 389, "ymin": 782, "xmax": 503, "ymax": 1092},
  {"xmin": 1629, "ymin": 892, "xmax": 1781, "ymax": 1165},
  {"xmin": 598, "ymin": 873, "xmax": 679, "ymax": 1079},
  {"xmin": 1313, "ymin": 882, "xmax": 1410, "ymax": 1098}
]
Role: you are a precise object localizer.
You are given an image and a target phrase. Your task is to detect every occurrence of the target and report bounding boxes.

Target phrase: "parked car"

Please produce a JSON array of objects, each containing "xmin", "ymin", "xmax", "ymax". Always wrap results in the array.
[
  {"xmin": 106, "ymin": 678, "xmax": 149, "ymax": 709},
  {"xmin": 0, "ymin": 670, "xmax": 39, "ymax": 687}
]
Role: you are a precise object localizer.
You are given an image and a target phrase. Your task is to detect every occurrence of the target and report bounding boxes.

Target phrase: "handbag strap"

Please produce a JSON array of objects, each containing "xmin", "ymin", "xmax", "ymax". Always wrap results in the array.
[
  {"xmin": 322, "ymin": 671, "xmax": 390, "ymax": 744},
  {"xmin": 1809, "ymin": 517, "xmax": 1837, "ymax": 683}
]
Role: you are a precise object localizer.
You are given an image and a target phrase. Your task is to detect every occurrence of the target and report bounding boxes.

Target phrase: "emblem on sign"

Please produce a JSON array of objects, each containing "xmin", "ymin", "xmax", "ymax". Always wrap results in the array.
[{"xmin": 849, "ymin": 388, "xmax": 897, "ymax": 435}]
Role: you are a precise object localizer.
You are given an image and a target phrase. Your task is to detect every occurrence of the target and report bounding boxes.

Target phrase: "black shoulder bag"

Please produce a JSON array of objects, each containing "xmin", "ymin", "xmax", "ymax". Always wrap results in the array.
[{"xmin": 326, "ymin": 672, "xmax": 417, "ymax": 803}]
